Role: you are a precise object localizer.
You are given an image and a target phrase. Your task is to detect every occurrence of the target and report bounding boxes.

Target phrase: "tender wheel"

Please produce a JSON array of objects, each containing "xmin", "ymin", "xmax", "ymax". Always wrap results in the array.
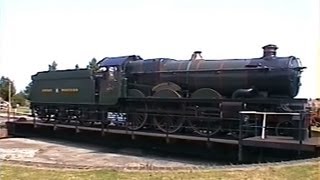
[
  {"xmin": 153, "ymin": 89, "xmax": 184, "ymax": 133},
  {"xmin": 55, "ymin": 108, "xmax": 71, "ymax": 124},
  {"xmin": 188, "ymin": 88, "xmax": 222, "ymax": 136},
  {"xmin": 80, "ymin": 115, "xmax": 95, "ymax": 126},
  {"xmin": 79, "ymin": 109, "xmax": 95, "ymax": 126},
  {"xmin": 36, "ymin": 108, "xmax": 51, "ymax": 123},
  {"xmin": 126, "ymin": 89, "xmax": 148, "ymax": 130}
]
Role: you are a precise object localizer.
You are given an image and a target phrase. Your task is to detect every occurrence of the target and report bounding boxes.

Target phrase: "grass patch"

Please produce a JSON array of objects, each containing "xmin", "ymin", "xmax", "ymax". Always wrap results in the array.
[{"xmin": 1, "ymin": 162, "xmax": 319, "ymax": 180}]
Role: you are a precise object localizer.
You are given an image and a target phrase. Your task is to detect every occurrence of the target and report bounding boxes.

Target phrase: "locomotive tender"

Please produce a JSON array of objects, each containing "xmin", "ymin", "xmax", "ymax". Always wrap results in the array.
[{"xmin": 29, "ymin": 44, "xmax": 308, "ymax": 138}]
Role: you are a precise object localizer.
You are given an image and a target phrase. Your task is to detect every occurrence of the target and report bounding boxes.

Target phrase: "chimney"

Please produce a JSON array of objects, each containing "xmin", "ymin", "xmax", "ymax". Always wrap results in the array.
[
  {"xmin": 262, "ymin": 44, "xmax": 278, "ymax": 59},
  {"xmin": 191, "ymin": 51, "xmax": 203, "ymax": 60}
]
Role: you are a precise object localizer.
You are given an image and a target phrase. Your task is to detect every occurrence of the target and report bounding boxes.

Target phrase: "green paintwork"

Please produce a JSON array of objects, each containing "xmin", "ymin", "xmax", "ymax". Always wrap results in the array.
[
  {"xmin": 97, "ymin": 67, "xmax": 125, "ymax": 105},
  {"xmin": 30, "ymin": 66, "xmax": 127, "ymax": 106},
  {"xmin": 30, "ymin": 69, "xmax": 96, "ymax": 104}
]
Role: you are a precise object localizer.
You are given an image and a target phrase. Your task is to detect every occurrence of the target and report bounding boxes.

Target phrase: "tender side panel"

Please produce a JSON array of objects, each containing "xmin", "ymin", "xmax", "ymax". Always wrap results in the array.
[{"xmin": 30, "ymin": 69, "xmax": 96, "ymax": 104}]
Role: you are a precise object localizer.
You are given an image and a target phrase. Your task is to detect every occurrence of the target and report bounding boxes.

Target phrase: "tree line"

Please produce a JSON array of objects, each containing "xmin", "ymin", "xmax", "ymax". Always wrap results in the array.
[
  {"xmin": 48, "ymin": 58, "xmax": 99, "ymax": 72},
  {"xmin": 0, "ymin": 58, "xmax": 100, "ymax": 107}
]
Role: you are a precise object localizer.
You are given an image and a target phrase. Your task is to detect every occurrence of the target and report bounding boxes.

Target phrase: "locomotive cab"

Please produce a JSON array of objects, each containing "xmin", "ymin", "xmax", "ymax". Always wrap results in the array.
[{"xmin": 97, "ymin": 55, "xmax": 142, "ymax": 105}]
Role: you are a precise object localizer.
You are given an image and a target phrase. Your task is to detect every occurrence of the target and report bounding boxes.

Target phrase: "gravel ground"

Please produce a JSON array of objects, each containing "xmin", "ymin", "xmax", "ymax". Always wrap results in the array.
[
  {"xmin": 1, "ymin": 137, "xmax": 319, "ymax": 173},
  {"xmin": 0, "ymin": 138, "xmax": 202, "ymax": 169}
]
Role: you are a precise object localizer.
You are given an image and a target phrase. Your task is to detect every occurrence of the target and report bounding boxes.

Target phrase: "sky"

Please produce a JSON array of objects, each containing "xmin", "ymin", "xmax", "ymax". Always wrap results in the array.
[{"xmin": 0, "ymin": 0, "xmax": 319, "ymax": 98}]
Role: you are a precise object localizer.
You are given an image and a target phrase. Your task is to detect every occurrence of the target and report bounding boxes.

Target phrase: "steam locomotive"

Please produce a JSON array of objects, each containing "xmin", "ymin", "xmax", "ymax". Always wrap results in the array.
[{"xmin": 29, "ymin": 44, "xmax": 308, "ymax": 138}]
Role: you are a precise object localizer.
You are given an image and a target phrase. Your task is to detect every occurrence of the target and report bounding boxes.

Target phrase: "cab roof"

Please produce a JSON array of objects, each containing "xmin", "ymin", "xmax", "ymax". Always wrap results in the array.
[{"xmin": 98, "ymin": 55, "xmax": 143, "ymax": 67}]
